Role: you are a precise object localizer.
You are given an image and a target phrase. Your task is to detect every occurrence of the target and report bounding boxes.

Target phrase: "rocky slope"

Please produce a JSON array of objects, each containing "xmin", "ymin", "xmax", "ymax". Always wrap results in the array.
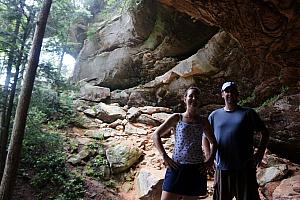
[
  {"xmin": 72, "ymin": 0, "xmax": 299, "ymax": 171},
  {"xmin": 65, "ymin": 101, "xmax": 300, "ymax": 200},
  {"xmin": 69, "ymin": 0, "xmax": 300, "ymax": 195}
]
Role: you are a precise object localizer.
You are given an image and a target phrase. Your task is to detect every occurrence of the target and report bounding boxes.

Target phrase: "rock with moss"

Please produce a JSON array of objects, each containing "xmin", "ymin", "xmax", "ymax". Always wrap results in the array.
[{"xmin": 106, "ymin": 144, "xmax": 143, "ymax": 174}]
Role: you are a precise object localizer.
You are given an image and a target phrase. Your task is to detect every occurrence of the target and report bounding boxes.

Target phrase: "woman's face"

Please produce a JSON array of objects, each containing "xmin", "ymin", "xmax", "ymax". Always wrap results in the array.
[{"xmin": 184, "ymin": 88, "xmax": 200, "ymax": 109}]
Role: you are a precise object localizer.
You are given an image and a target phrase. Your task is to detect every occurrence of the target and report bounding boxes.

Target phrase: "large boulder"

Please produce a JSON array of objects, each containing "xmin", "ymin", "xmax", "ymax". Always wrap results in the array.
[
  {"xmin": 259, "ymin": 94, "xmax": 300, "ymax": 164},
  {"xmin": 106, "ymin": 144, "xmax": 143, "ymax": 174},
  {"xmin": 272, "ymin": 175, "xmax": 300, "ymax": 200},
  {"xmin": 135, "ymin": 168, "xmax": 165, "ymax": 200},
  {"xmin": 83, "ymin": 102, "xmax": 127, "ymax": 123},
  {"xmin": 79, "ymin": 82, "xmax": 110, "ymax": 102}
]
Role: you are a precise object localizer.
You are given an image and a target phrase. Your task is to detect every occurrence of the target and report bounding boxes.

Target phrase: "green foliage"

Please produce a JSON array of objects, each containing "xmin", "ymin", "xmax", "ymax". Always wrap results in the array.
[
  {"xmin": 85, "ymin": 142, "xmax": 108, "ymax": 180},
  {"xmin": 239, "ymin": 93, "xmax": 256, "ymax": 106},
  {"xmin": 88, "ymin": 141, "xmax": 105, "ymax": 152},
  {"xmin": 24, "ymin": 78, "xmax": 85, "ymax": 199},
  {"xmin": 88, "ymin": 0, "xmax": 138, "ymax": 22},
  {"xmin": 30, "ymin": 86, "xmax": 59, "ymax": 120},
  {"xmin": 104, "ymin": 180, "xmax": 117, "ymax": 188},
  {"xmin": 68, "ymin": 138, "xmax": 79, "ymax": 154},
  {"xmin": 260, "ymin": 95, "xmax": 279, "ymax": 108},
  {"xmin": 0, "ymin": 0, "xmax": 36, "ymax": 62},
  {"xmin": 56, "ymin": 174, "xmax": 85, "ymax": 200},
  {"xmin": 122, "ymin": 0, "xmax": 139, "ymax": 11},
  {"xmin": 21, "ymin": 131, "xmax": 85, "ymax": 199},
  {"xmin": 25, "ymin": 73, "xmax": 85, "ymax": 199},
  {"xmin": 46, "ymin": 91, "xmax": 85, "ymax": 130},
  {"xmin": 85, "ymin": 154, "xmax": 108, "ymax": 179},
  {"xmin": 46, "ymin": 0, "xmax": 91, "ymax": 52},
  {"xmin": 86, "ymin": 25, "xmax": 98, "ymax": 40},
  {"xmin": 26, "ymin": 106, "xmax": 47, "ymax": 133},
  {"xmin": 31, "ymin": 64, "xmax": 83, "ymax": 130},
  {"xmin": 256, "ymin": 86, "xmax": 289, "ymax": 112},
  {"xmin": 142, "ymin": 14, "xmax": 166, "ymax": 50}
]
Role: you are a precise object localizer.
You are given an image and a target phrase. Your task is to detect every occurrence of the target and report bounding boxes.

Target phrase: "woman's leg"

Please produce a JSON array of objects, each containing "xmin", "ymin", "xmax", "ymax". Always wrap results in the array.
[
  {"xmin": 182, "ymin": 195, "xmax": 199, "ymax": 200},
  {"xmin": 161, "ymin": 191, "xmax": 181, "ymax": 200}
]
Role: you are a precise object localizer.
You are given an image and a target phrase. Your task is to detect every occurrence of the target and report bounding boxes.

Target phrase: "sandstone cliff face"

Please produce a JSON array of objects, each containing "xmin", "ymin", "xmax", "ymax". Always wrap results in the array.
[
  {"xmin": 156, "ymin": 0, "xmax": 300, "ymax": 163},
  {"xmin": 72, "ymin": 1, "xmax": 218, "ymax": 89},
  {"xmin": 158, "ymin": 0, "xmax": 300, "ymax": 78},
  {"xmin": 72, "ymin": 1, "xmax": 299, "ymax": 163}
]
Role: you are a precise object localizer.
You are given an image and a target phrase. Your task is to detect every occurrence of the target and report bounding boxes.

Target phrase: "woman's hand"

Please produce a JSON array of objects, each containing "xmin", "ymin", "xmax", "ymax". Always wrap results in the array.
[{"xmin": 163, "ymin": 154, "xmax": 179, "ymax": 170}]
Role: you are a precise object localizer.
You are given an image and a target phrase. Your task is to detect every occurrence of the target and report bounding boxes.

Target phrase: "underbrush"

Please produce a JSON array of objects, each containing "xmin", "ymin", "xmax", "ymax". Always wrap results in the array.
[{"xmin": 21, "ymin": 130, "xmax": 85, "ymax": 200}]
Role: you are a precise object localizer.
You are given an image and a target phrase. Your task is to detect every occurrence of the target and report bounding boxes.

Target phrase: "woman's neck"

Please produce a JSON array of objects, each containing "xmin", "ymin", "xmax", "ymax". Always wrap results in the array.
[{"xmin": 184, "ymin": 110, "xmax": 199, "ymax": 118}]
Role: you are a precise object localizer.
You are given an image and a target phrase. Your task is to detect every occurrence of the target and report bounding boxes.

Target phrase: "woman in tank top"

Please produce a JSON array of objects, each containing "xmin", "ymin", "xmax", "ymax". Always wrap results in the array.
[{"xmin": 153, "ymin": 86, "xmax": 217, "ymax": 200}]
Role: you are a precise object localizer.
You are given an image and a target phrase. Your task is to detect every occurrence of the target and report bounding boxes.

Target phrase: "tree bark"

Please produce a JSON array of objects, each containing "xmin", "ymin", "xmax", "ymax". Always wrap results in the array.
[
  {"xmin": 2, "ymin": 12, "xmax": 33, "ymax": 177},
  {"xmin": 0, "ymin": 0, "xmax": 52, "ymax": 199},
  {"xmin": 0, "ymin": 6, "xmax": 21, "ymax": 179}
]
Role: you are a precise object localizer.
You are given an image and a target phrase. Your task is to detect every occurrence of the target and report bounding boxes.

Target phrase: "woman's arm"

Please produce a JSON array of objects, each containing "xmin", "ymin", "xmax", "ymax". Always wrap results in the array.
[
  {"xmin": 202, "ymin": 118, "xmax": 217, "ymax": 165},
  {"xmin": 202, "ymin": 136, "xmax": 211, "ymax": 161},
  {"xmin": 152, "ymin": 113, "xmax": 179, "ymax": 169}
]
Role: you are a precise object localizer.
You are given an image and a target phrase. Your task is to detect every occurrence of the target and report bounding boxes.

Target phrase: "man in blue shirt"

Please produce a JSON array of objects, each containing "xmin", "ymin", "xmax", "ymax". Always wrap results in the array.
[{"xmin": 207, "ymin": 81, "xmax": 269, "ymax": 200}]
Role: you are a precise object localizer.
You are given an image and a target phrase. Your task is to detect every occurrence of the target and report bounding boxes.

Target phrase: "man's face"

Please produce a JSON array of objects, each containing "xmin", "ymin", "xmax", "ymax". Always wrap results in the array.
[{"xmin": 221, "ymin": 87, "xmax": 239, "ymax": 105}]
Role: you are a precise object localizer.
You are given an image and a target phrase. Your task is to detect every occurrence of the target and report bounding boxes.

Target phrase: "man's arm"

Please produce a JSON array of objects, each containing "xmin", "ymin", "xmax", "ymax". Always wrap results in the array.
[
  {"xmin": 249, "ymin": 109, "xmax": 270, "ymax": 167},
  {"xmin": 254, "ymin": 127, "xmax": 270, "ymax": 167}
]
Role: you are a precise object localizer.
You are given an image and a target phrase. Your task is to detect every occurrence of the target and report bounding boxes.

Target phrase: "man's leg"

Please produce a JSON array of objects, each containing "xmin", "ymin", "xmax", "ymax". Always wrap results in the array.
[
  {"xmin": 213, "ymin": 170, "xmax": 234, "ymax": 200},
  {"xmin": 235, "ymin": 168, "xmax": 260, "ymax": 200}
]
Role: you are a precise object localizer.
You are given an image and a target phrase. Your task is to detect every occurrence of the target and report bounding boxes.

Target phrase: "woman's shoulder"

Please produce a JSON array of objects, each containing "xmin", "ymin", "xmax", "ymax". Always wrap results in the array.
[{"xmin": 166, "ymin": 113, "xmax": 181, "ymax": 122}]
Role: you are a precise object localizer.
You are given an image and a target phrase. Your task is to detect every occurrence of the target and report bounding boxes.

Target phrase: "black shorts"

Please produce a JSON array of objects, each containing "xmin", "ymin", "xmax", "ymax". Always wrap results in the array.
[
  {"xmin": 162, "ymin": 163, "xmax": 207, "ymax": 196},
  {"xmin": 213, "ymin": 168, "xmax": 260, "ymax": 200}
]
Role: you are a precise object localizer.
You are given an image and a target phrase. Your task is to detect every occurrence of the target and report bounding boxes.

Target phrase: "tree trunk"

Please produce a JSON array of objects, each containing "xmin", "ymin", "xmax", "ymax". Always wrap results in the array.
[
  {"xmin": 0, "ymin": 8, "xmax": 21, "ymax": 179},
  {"xmin": 0, "ymin": 0, "xmax": 52, "ymax": 199},
  {"xmin": 2, "ymin": 13, "xmax": 32, "ymax": 173}
]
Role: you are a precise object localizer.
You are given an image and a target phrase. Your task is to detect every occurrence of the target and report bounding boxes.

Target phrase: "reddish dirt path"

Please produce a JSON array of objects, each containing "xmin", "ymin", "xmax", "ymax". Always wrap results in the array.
[
  {"xmin": 12, "ymin": 178, "xmax": 34, "ymax": 200},
  {"xmin": 11, "ymin": 178, "xmax": 214, "ymax": 200}
]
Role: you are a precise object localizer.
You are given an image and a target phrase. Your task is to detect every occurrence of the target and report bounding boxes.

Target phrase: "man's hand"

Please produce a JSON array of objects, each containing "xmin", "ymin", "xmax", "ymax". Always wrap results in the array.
[{"xmin": 252, "ymin": 150, "xmax": 265, "ymax": 167}]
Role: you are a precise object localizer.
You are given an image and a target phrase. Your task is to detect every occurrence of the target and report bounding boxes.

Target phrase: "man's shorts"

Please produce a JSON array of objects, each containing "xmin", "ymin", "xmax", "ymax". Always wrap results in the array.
[
  {"xmin": 213, "ymin": 168, "xmax": 260, "ymax": 200},
  {"xmin": 162, "ymin": 163, "xmax": 207, "ymax": 196}
]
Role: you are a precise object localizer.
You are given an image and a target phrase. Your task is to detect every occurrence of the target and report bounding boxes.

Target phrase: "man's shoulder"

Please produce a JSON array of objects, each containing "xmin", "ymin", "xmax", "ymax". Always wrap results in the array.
[
  {"xmin": 238, "ymin": 106, "xmax": 256, "ymax": 113},
  {"xmin": 209, "ymin": 108, "xmax": 224, "ymax": 116},
  {"xmin": 237, "ymin": 106, "xmax": 262, "ymax": 121}
]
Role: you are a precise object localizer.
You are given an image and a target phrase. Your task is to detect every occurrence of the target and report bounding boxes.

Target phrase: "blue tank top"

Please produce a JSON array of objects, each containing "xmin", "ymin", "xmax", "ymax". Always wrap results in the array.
[{"xmin": 172, "ymin": 115, "xmax": 205, "ymax": 164}]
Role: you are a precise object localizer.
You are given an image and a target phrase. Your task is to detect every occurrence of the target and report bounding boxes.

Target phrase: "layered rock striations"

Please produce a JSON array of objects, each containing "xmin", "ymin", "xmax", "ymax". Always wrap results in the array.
[{"xmin": 72, "ymin": 1, "xmax": 299, "ymax": 163}]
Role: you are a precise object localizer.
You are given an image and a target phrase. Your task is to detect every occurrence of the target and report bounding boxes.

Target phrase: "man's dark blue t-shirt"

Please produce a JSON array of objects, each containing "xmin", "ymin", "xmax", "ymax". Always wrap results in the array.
[{"xmin": 208, "ymin": 106, "xmax": 265, "ymax": 170}]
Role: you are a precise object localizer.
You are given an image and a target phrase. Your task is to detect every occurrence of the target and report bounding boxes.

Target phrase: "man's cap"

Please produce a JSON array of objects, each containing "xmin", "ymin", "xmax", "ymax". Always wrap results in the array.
[{"xmin": 221, "ymin": 81, "xmax": 237, "ymax": 91}]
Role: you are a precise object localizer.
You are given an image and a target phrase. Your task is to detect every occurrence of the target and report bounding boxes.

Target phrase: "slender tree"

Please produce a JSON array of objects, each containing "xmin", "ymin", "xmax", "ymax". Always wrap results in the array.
[
  {"xmin": 0, "ymin": 0, "xmax": 52, "ymax": 199},
  {"xmin": 0, "ymin": 7, "xmax": 21, "ymax": 179},
  {"xmin": 0, "ymin": 0, "xmax": 26, "ymax": 179},
  {"xmin": 2, "ymin": 9, "xmax": 34, "ymax": 177}
]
